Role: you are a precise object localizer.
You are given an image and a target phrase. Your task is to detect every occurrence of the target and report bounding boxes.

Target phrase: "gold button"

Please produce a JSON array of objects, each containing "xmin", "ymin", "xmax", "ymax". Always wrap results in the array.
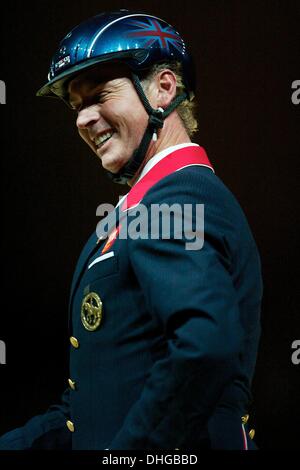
[
  {"xmin": 68, "ymin": 378, "xmax": 76, "ymax": 390},
  {"xmin": 241, "ymin": 414, "xmax": 249, "ymax": 424},
  {"xmin": 249, "ymin": 429, "xmax": 255, "ymax": 440},
  {"xmin": 70, "ymin": 336, "xmax": 79, "ymax": 348},
  {"xmin": 66, "ymin": 420, "xmax": 75, "ymax": 433}
]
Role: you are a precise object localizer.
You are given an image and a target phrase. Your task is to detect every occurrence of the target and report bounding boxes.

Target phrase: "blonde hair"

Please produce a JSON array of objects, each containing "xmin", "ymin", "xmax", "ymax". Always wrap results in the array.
[{"xmin": 141, "ymin": 61, "xmax": 199, "ymax": 137}]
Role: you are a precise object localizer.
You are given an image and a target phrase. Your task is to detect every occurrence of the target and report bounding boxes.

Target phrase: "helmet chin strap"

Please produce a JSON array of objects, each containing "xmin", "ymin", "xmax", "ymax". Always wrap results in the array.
[{"xmin": 105, "ymin": 73, "xmax": 188, "ymax": 185}]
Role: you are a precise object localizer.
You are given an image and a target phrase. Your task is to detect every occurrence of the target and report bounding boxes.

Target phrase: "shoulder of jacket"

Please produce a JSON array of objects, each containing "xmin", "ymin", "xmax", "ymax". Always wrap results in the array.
[{"xmin": 141, "ymin": 165, "xmax": 232, "ymax": 205}]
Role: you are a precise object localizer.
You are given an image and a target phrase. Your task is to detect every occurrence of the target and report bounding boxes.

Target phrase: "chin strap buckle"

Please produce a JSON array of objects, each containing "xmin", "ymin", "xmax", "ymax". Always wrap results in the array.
[{"xmin": 149, "ymin": 107, "xmax": 165, "ymax": 141}]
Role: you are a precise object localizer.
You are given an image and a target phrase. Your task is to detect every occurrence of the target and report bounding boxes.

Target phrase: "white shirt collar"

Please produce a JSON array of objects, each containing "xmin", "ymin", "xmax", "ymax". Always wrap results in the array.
[{"xmin": 135, "ymin": 143, "xmax": 199, "ymax": 183}]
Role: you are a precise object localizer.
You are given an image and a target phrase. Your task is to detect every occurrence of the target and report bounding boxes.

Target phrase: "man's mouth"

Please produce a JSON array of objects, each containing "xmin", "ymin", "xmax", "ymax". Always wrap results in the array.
[{"xmin": 95, "ymin": 130, "xmax": 115, "ymax": 149}]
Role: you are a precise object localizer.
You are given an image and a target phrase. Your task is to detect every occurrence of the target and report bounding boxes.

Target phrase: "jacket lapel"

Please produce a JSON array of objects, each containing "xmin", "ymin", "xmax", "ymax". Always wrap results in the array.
[{"xmin": 68, "ymin": 205, "xmax": 121, "ymax": 328}]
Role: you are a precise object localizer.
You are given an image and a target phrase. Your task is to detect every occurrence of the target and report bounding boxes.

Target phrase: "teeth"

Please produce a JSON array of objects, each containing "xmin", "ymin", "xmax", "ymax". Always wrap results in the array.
[{"xmin": 95, "ymin": 131, "xmax": 114, "ymax": 147}]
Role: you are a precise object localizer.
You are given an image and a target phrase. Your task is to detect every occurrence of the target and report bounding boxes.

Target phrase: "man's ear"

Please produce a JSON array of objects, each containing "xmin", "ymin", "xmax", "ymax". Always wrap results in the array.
[{"xmin": 155, "ymin": 69, "xmax": 177, "ymax": 108}]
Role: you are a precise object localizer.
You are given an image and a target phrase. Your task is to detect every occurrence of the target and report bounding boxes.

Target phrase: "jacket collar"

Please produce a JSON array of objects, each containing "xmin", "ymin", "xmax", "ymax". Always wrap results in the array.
[{"xmin": 121, "ymin": 144, "xmax": 214, "ymax": 212}]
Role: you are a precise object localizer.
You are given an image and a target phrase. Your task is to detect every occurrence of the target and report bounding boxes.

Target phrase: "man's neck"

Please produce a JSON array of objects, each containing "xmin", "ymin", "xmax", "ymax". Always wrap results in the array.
[{"xmin": 128, "ymin": 117, "xmax": 191, "ymax": 187}]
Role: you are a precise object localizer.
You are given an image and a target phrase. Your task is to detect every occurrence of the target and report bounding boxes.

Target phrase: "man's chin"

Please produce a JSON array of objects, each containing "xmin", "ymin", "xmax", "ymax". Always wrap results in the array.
[{"xmin": 100, "ymin": 155, "xmax": 128, "ymax": 175}]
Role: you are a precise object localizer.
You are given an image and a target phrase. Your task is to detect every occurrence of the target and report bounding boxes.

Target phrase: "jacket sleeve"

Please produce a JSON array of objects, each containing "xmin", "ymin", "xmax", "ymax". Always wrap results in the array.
[
  {"xmin": 0, "ymin": 388, "xmax": 71, "ymax": 449},
  {"xmin": 109, "ymin": 168, "xmax": 246, "ymax": 449}
]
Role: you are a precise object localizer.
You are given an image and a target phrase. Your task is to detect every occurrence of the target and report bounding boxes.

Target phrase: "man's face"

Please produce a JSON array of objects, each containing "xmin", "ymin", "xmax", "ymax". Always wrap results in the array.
[{"xmin": 68, "ymin": 64, "xmax": 153, "ymax": 174}]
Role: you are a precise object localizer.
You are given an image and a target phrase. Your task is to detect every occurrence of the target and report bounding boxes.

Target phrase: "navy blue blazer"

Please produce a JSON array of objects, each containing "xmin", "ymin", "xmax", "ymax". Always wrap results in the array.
[{"xmin": 0, "ymin": 146, "xmax": 262, "ymax": 450}]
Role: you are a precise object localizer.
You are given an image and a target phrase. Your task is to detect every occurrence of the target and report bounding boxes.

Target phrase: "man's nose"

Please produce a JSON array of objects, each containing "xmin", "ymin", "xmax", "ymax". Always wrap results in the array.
[{"xmin": 76, "ymin": 105, "xmax": 99, "ymax": 129}]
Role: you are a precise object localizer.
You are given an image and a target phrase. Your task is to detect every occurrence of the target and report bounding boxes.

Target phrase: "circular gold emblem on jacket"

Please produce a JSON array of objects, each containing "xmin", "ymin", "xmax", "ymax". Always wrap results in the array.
[{"xmin": 81, "ymin": 292, "xmax": 103, "ymax": 331}]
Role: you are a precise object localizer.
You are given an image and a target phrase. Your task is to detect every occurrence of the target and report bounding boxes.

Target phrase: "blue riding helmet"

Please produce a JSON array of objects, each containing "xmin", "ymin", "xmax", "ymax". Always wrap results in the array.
[
  {"xmin": 37, "ymin": 10, "xmax": 195, "ymax": 184},
  {"xmin": 36, "ymin": 10, "xmax": 195, "ymax": 101}
]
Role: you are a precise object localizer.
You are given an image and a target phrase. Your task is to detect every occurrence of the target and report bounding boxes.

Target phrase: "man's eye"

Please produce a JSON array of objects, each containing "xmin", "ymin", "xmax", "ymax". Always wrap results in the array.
[
  {"xmin": 69, "ymin": 103, "xmax": 81, "ymax": 112},
  {"xmin": 69, "ymin": 92, "xmax": 107, "ymax": 111},
  {"xmin": 97, "ymin": 92, "xmax": 108, "ymax": 102}
]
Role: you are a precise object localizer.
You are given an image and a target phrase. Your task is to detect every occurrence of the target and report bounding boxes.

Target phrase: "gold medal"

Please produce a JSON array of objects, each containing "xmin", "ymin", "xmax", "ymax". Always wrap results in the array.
[{"xmin": 81, "ymin": 292, "xmax": 103, "ymax": 331}]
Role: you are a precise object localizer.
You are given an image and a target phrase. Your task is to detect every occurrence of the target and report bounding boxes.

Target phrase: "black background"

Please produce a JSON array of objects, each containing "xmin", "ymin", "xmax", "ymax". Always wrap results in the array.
[{"xmin": 0, "ymin": 0, "xmax": 299, "ymax": 450}]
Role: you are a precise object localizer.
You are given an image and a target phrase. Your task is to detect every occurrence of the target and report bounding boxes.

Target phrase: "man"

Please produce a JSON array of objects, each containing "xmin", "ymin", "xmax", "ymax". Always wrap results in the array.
[{"xmin": 0, "ymin": 10, "xmax": 262, "ymax": 450}]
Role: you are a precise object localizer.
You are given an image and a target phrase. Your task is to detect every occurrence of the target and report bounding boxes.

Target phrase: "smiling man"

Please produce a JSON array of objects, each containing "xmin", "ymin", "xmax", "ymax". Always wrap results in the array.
[
  {"xmin": 0, "ymin": 10, "xmax": 263, "ymax": 450},
  {"xmin": 67, "ymin": 62, "xmax": 191, "ymax": 183}
]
